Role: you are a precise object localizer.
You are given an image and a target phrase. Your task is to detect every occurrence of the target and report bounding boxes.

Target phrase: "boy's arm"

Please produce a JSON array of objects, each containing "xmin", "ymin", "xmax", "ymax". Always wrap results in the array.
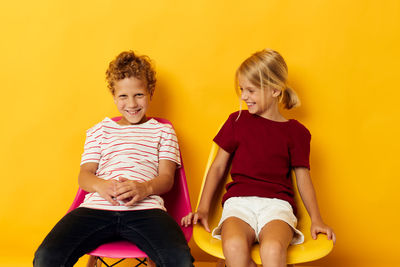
[
  {"xmin": 182, "ymin": 147, "xmax": 230, "ymax": 232},
  {"xmin": 78, "ymin": 162, "xmax": 119, "ymax": 206},
  {"xmin": 144, "ymin": 159, "xmax": 176, "ymax": 196},
  {"xmin": 294, "ymin": 167, "xmax": 336, "ymax": 243},
  {"xmin": 115, "ymin": 159, "xmax": 176, "ymax": 206}
]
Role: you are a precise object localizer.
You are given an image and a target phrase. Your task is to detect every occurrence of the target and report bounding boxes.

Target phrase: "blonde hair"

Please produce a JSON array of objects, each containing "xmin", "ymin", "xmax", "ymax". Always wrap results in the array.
[{"xmin": 236, "ymin": 49, "xmax": 300, "ymax": 109}]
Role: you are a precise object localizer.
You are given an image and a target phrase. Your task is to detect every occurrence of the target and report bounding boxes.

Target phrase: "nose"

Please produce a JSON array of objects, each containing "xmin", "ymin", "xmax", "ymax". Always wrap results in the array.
[
  {"xmin": 241, "ymin": 91, "xmax": 248, "ymax": 101},
  {"xmin": 127, "ymin": 96, "xmax": 138, "ymax": 108}
]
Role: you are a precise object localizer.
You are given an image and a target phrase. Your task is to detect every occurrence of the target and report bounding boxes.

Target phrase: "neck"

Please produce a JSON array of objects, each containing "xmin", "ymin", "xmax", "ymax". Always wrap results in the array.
[
  {"xmin": 116, "ymin": 116, "xmax": 148, "ymax": 125},
  {"xmin": 259, "ymin": 105, "xmax": 287, "ymax": 122}
]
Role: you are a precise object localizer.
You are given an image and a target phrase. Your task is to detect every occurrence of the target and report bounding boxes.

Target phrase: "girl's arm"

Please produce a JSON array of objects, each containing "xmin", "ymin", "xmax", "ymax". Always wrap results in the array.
[
  {"xmin": 294, "ymin": 167, "xmax": 336, "ymax": 243},
  {"xmin": 115, "ymin": 159, "xmax": 176, "ymax": 206},
  {"xmin": 181, "ymin": 147, "xmax": 231, "ymax": 232},
  {"xmin": 78, "ymin": 162, "xmax": 119, "ymax": 206}
]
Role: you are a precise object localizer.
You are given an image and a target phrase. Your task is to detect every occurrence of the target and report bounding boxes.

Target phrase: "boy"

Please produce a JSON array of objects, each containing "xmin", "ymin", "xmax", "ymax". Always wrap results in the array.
[{"xmin": 34, "ymin": 51, "xmax": 194, "ymax": 267}]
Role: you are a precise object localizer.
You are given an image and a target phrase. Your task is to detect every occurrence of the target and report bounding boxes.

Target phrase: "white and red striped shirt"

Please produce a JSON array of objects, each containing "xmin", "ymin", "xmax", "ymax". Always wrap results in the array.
[{"xmin": 79, "ymin": 117, "xmax": 181, "ymax": 211}]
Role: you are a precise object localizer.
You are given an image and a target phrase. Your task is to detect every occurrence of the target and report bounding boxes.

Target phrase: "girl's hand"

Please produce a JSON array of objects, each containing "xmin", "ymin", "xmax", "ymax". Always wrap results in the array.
[
  {"xmin": 181, "ymin": 210, "xmax": 210, "ymax": 232},
  {"xmin": 311, "ymin": 220, "xmax": 336, "ymax": 244},
  {"xmin": 93, "ymin": 179, "xmax": 119, "ymax": 206},
  {"xmin": 115, "ymin": 177, "xmax": 150, "ymax": 206}
]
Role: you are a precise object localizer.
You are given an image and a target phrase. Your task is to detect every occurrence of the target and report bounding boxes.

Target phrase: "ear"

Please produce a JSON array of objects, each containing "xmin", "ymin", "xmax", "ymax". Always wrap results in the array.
[{"xmin": 271, "ymin": 88, "xmax": 282, "ymax": 98}]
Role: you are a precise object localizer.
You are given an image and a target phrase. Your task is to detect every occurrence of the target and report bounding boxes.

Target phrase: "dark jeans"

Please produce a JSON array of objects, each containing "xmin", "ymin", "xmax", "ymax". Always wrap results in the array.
[{"xmin": 34, "ymin": 208, "xmax": 194, "ymax": 267}]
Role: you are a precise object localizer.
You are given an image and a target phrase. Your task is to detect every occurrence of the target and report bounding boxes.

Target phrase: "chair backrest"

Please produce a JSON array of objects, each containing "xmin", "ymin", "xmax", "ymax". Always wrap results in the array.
[{"xmin": 67, "ymin": 117, "xmax": 192, "ymax": 241}]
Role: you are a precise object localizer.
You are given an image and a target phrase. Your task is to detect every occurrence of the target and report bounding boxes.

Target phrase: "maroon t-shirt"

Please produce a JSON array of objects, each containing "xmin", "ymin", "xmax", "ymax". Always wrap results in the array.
[{"xmin": 214, "ymin": 111, "xmax": 311, "ymax": 214}]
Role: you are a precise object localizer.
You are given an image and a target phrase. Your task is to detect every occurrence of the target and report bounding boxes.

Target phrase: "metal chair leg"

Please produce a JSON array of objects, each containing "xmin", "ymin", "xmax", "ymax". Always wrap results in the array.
[
  {"xmin": 133, "ymin": 258, "xmax": 147, "ymax": 267},
  {"xmin": 87, "ymin": 256, "xmax": 150, "ymax": 267}
]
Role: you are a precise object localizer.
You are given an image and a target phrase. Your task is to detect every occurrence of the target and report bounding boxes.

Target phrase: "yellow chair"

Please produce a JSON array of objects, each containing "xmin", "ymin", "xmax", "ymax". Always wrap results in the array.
[{"xmin": 193, "ymin": 141, "xmax": 333, "ymax": 265}]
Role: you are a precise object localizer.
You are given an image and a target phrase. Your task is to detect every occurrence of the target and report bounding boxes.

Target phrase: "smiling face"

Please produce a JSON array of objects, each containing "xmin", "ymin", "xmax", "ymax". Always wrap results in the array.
[
  {"xmin": 238, "ymin": 74, "xmax": 281, "ymax": 118},
  {"xmin": 113, "ymin": 77, "xmax": 150, "ymax": 125}
]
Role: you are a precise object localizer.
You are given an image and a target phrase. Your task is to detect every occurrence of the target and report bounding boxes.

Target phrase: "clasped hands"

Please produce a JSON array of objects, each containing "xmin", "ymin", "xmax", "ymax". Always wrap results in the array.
[{"xmin": 95, "ymin": 177, "xmax": 150, "ymax": 207}]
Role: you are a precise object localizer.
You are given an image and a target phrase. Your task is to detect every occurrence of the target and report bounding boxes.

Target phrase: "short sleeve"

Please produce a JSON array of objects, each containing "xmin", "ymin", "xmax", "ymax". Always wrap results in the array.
[
  {"xmin": 290, "ymin": 122, "xmax": 311, "ymax": 169},
  {"xmin": 213, "ymin": 113, "xmax": 238, "ymax": 154},
  {"xmin": 159, "ymin": 125, "xmax": 181, "ymax": 167},
  {"xmin": 80, "ymin": 123, "xmax": 102, "ymax": 165}
]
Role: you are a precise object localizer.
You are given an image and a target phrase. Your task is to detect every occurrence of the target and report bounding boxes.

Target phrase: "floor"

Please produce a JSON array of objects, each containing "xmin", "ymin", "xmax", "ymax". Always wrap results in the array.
[{"xmin": 4, "ymin": 255, "xmax": 318, "ymax": 266}]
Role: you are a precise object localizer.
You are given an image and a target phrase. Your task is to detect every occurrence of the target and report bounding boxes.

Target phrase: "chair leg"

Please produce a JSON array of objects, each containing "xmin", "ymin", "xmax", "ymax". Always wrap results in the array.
[
  {"xmin": 133, "ymin": 258, "xmax": 147, "ymax": 267},
  {"xmin": 96, "ymin": 257, "xmax": 126, "ymax": 267},
  {"xmin": 86, "ymin": 256, "xmax": 150, "ymax": 267}
]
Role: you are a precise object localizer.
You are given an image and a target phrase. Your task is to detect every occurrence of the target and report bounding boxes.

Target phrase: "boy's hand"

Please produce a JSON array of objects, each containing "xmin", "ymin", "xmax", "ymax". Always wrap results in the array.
[
  {"xmin": 311, "ymin": 220, "xmax": 336, "ymax": 244},
  {"xmin": 115, "ymin": 177, "xmax": 150, "ymax": 206},
  {"xmin": 93, "ymin": 179, "xmax": 119, "ymax": 206},
  {"xmin": 181, "ymin": 210, "xmax": 210, "ymax": 232}
]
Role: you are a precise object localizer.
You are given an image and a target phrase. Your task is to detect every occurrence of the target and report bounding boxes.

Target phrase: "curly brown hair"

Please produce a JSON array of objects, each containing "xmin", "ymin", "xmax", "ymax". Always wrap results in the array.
[{"xmin": 106, "ymin": 51, "xmax": 156, "ymax": 96}]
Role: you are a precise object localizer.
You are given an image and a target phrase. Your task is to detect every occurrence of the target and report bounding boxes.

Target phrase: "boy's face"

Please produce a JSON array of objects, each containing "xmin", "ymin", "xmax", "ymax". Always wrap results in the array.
[{"xmin": 113, "ymin": 77, "xmax": 150, "ymax": 125}]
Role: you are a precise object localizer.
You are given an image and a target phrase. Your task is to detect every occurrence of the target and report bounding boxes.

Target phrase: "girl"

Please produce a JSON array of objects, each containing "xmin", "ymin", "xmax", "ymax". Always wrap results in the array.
[
  {"xmin": 182, "ymin": 49, "xmax": 335, "ymax": 267},
  {"xmin": 34, "ymin": 51, "xmax": 193, "ymax": 267}
]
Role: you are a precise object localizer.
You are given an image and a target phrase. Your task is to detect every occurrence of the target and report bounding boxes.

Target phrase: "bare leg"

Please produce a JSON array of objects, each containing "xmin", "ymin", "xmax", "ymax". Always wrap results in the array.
[
  {"xmin": 221, "ymin": 217, "xmax": 257, "ymax": 267},
  {"xmin": 147, "ymin": 257, "xmax": 156, "ymax": 267},
  {"xmin": 216, "ymin": 259, "xmax": 226, "ymax": 267},
  {"xmin": 86, "ymin": 256, "xmax": 101, "ymax": 267},
  {"xmin": 258, "ymin": 220, "xmax": 293, "ymax": 267}
]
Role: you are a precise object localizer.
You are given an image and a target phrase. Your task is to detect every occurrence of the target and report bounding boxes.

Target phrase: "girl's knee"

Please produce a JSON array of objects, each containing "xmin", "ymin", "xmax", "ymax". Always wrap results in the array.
[
  {"xmin": 222, "ymin": 236, "xmax": 251, "ymax": 257},
  {"xmin": 260, "ymin": 239, "xmax": 287, "ymax": 259},
  {"xmin": 222, "ymin": 237, "xmax": 257, "ymax": 267}
]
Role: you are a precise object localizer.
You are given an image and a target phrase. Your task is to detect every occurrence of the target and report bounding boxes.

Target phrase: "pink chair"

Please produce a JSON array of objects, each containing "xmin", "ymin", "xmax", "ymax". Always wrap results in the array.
[{"xmin": 67, "ymin": 117, "xmax": 192, "ymax": 266}]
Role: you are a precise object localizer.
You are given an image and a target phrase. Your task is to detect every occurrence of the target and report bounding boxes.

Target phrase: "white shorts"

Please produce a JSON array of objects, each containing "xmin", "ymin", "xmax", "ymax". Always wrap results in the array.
[{"xmin": 212, "ymin": 196, "xmax": 304, "ymax": 245}]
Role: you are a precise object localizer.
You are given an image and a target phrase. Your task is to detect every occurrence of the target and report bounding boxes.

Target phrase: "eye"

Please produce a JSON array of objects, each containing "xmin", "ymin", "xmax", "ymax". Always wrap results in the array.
[
  {"xmin": 239, "ymin": 87, "xmax": 243, "ymax": 92},
  {"xmin": 118, "ymin": 94, "xmax": 127, "ymax": 99},
  {"xmin": 135, "ymin": 93, "xmax": 145, "ymax": 98}
]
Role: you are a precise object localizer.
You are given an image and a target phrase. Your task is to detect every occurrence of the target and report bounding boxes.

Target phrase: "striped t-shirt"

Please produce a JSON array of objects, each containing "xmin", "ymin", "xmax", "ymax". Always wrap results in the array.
[{"xmin": 79, "ymin": 117, "xmax": 181, "ymax": 211}]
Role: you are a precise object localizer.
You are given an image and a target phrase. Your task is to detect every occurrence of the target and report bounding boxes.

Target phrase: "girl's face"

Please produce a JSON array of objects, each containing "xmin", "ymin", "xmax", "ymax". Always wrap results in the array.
[
  {"xmin": 113, "ymin": 77, "xmax": 150, "ymax": 125},
  {"xmin": 239, "ymin": 75, "xmax": 279, "ymax": 118},
  {"xmin": 239, "ymin": 75, "xmax": 268, "ymax": 116}
]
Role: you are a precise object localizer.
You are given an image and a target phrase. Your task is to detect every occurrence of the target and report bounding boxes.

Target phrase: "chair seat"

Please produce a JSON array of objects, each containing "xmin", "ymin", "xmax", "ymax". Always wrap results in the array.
[
  {"xmin": 88, "ymin": 241, "xmax": 147, "ymax": 259},
  {"xmin": 87, "ymin": 226, "xmax": 193, "ymax": 259},
  {"xmin": 194, "ymin": 225, "xmax": 333, "ymax": 264}
]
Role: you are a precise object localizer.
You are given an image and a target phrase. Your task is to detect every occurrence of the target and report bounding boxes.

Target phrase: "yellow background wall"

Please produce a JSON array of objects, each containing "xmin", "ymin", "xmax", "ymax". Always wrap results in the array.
[{"xmin": 0, "ymin": 1, "xmax": 399, "ymax": 266}]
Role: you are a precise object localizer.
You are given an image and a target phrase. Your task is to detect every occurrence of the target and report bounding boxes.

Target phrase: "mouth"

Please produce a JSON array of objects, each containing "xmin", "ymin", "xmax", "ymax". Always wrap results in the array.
[
  {"xmin": 246, "ymin": 102, "xmax": 256, "ymax": 107},
  {"xmin": 126, "ymin": 109, "xmax": 141, "ymax": 116}
]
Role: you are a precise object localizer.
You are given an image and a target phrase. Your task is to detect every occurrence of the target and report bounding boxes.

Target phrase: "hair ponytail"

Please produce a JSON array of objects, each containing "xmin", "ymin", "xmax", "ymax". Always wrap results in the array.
[{"xmin": 281, "ymin": 87, "xmax": 300, "ymax": 109}]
